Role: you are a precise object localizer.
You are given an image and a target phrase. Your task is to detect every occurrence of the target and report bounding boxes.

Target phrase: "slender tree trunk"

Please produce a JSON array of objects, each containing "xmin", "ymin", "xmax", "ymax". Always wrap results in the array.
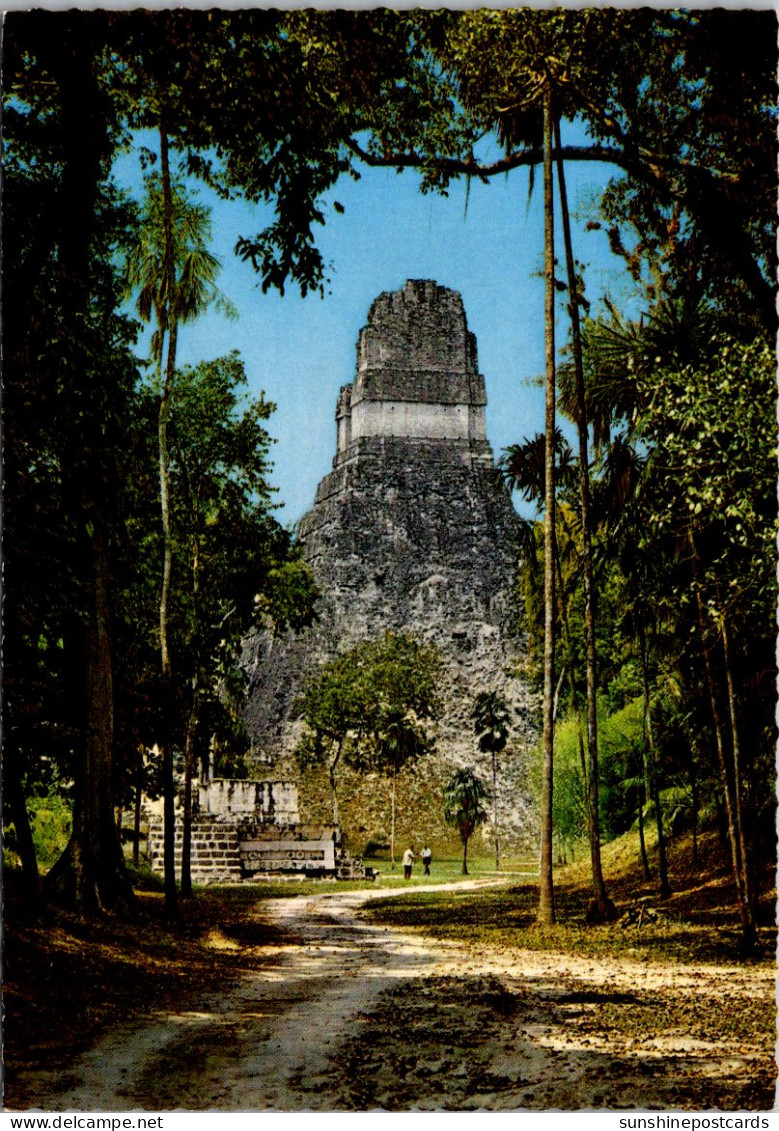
[
  {"xmin": 537, "ymin": 78, "xmax": 556, "ymax": 926},
  {"xmin": 691, "ymin": 558, "xmax": 754, "ymax": 950},
  {"xmin": 159, "ymin": 384, "xmax": 175, "ymax": 683},
  {"xmin": 180, "ymin": 683, "xmax": 201, "ymax": 899},
  {"xmin": 492, "ymin": 749, "xmax": 500, "ymax": 870},
  {"xmin": 553, "ymin": 114, "xmax": 614, "ymax": 924},
  {"xmin": 462, "ymin": 834, "xmax": 469, "ymax": 876},
  {"xmin": 634, "ymin": 734, "xmax": 651, "ymax": 882},
  {"xmin": 721, "ymin": 616, "xmax": 755, "ymax": 932},
  {"xmin": 632, "ymin": 726, "xmax": 651, "ymax": 881},
  {"xmin": 553, "ymin": 520, "xmax": 589, "ymax": 802},
  {"xmin": 636, "ymin": 613, "xmax": 670, "ymax": 897},
  {"xmin": 161, "ymin": 735, "xmax": 177, "ymax": 916},
  {"xmin": 390, "ymin": 759, "xmax": 398, "ymax": 872},
  {"xmin": 686, "ymin": 731, "xmax": 700, "ymax": 868},
  {"xmin": 552, "ymin": 668, "xmax": 566, "ymax": 724},
  {"xmin": 636, "ymin": 783, "xmax": 650, "ymax": 881},
  {"xmin": 329, "ymin": 740, "xmax": 343, "ymax": 829},
  {"xmin": 180, "ymin": 516, "xmax": 203, "ymax": 900},
  {"xmin": 666, "ymin": 669, "xmax": 701, "ymax": 864},
  {"xmin": 133, "ymin": 759, "xmax": 143, "ymax": 869},
  {"xmin": 158, "ymin": 116, "xmax": 179, "ymax": 918}
]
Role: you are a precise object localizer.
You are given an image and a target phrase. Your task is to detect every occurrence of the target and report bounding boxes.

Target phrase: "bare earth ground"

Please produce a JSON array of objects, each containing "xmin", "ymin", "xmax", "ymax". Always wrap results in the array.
[{"xmin": 6, "ymin": 879, "xmax": 775, "ymax": 1113}]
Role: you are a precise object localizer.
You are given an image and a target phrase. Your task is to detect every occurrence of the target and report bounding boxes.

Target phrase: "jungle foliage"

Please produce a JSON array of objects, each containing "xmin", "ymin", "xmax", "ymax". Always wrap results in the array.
[{"xmin": 4, "ymin": 9, "xmax": 775, "ymax": 946}]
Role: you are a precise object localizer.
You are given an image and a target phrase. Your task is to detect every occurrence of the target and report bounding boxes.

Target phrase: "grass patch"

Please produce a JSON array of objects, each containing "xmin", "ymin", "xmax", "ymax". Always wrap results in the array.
[
  {"xmin": 363, "ymin": 831, "xmax": 777, "ymax": 966},
  {"xmin": 193, "ymin": 877, "xmax": 383, "ymax": 899},
  {"xmin": 363, "ymin": 852, "xmax": 537, "ymax": 887},
  {"xmin": 173, "ymin": 853, "xmax": 533, "ymax": 899}
]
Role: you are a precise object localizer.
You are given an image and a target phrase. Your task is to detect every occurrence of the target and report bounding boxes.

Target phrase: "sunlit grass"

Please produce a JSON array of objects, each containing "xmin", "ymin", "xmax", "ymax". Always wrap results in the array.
[
  {"xmin": 184, "ymin": 852, "xmax": 536, "ymax": 900},
  {"xmin": 360, "ymin": 836, "xmax": 778, "ymax": 967},
  {"xmin": 365, "ymin": 852, "xmax": 538, "ymax": 887}
]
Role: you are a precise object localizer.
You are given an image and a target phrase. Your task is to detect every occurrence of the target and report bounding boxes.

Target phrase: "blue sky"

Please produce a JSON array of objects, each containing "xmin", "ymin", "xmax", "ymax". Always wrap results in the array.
[{"xmin": 114, "ymin": 127, "xmax": 637, "ymax": 526}]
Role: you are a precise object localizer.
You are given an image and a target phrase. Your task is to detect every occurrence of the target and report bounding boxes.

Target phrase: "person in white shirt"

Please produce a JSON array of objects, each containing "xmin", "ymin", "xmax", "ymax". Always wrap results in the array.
[{"xmin": 402, "ymin": 845, "xmax": 415, "ymax": 879}]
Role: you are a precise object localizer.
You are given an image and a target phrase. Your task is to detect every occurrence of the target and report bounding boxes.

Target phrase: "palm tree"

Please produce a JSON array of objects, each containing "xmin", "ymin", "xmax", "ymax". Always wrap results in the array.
[
  {"xmin": 552, "ymin": 111, "xmax": 616, "ymax": 924},
  {"xmin": 471, "ymin": 691, "xmax": 511, "ymax": 869},
  {"xmin": 444, "ymin": 768, "xmax": 491, "ymax": 875},
  {"xmin": 572, "ymin": 296, "xmax": 732, "ymax": 907},
  {"xmin": 537, "ymin": 75, "xmax": 557, "ymax": 925},
  {"xmin": 126, "ymin": 163, "xmax": 236, "ymax": 678},
  {"xmin": 576, "ymin": 323, "xmax": 678, "ymax": 903},
  {"xmin": 126, "ymin": 160, "xmax": 235, "ymax": 910},
  {"xmin": 375, "ymin": 712, "xmax": 427, "ymax": 872}
]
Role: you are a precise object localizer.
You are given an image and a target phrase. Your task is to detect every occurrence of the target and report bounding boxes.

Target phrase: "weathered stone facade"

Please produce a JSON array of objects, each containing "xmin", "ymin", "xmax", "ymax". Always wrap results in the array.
[
  {"xmin": 335, "ymin": 279, "xmax": 489, "ymax": 457},
  {"xmin": 243, "ymin": 280, "xmax": 537, "ymax": 847},
  {"xmin": 199, "ymin": 778, "xmax": 300, "ymax": 823},
  {"xmin": 145, "ymin": 778, "xmax": 368, "ymax": 883}
]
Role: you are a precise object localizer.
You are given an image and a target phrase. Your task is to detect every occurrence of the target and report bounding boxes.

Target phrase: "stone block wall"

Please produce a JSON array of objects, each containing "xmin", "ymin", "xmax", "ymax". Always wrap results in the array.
[
  {"xmin": 146, "ymin": 815, "xmax": 365, "ymax": 884},
  {"xmin": 147, "ymin": 815, "xmax": 244, "ymax": 884},
  {"xmin": 199, "ymin": 778, "xmax": 300, "ymax": 824}
]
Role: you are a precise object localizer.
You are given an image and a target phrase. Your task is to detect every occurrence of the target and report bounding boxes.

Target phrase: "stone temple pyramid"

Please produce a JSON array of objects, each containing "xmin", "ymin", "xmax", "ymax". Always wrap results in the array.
[{"xmin": 243, "ymin": 280, "xmax": 535, "ymax": 833}]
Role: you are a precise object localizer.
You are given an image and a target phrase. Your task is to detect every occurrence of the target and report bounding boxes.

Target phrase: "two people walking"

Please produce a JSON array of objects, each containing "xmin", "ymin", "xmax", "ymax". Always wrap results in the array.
[{"xmin": 402, "ymin": 844, "xmax": 432, "ymax": 878}]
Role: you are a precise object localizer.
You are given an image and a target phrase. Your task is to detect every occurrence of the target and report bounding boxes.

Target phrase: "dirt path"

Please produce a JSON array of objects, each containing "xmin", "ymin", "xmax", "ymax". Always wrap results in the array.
[{"xmin": 17, "ymin": 882, "xmax": 776, "ymax": 1112}]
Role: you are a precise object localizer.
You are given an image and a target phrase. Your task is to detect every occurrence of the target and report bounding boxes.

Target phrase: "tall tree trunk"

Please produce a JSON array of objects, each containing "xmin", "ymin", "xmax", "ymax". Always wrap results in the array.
[
  {"xmin": 689, "ymin": 744, "xmax": 699, "ymax": 868},
  {"xmin": 553, "ymin": 114, "xmax": 614, "ymax": 924},
  {"xmin": 462, "ymin": 833, "xmax": 469, "ymax": 876},
  {"xmin": 180, "ymin": 518, "xmax": 203, "ymax": 899},
  {"xmin": 180, "ymin": 683, "xmax": 201, "ymax": 899},
  {"xmin": 49, "ymin": 514, "xmax": 133, "ymax": 911},
  {"xmin": 329, "ymin": 740, "xmax": 343, "ymax": 829},
  {"xmin": 553, "ymin": 515, "xmax": 590, "ymax": 802},
  {"xmin": 158, "ymin": 116, "xmax": 179, "ymax": 918},
  {"xmin": 636, "ymin": 615, "xmax": 670, "ymax": 897},
  {"xmin": 632, "ymin": 695, "xmax": 651, "ymax": 882},
  {"xmin": 85, "ymin": 515, "xmax": 127, "ymax": 905},
  {"xmin": 44, "ymin": 13, "xmax": 132, "ymax": 913},
  {"xmin": 721, "ymin": 616, "xmax": 755, "ymax": 933},
  {"xmin": 671, "ymin": 685, "xmax": 701, "ymax": 866},
  {"xmin": 691, "ymin": 555, "xmax": 754, "ymax": 951},
  {"xmin": 390, "ymin": 759, "xmax": 398, "ymax": 871},
  {"xmin": 537, "ymin": 79, "xmax": 557, "ymax": 926},
  {"xmin": 133, "ymin": 753, "xmax": 143, "ymax": 869},
  {"xmin": 636, "ymin": 775, "xmax": 651, "ymax": 882},
  {"xmin": 492, "ymin": 749, "xmax": 500, "ymax": 870}
]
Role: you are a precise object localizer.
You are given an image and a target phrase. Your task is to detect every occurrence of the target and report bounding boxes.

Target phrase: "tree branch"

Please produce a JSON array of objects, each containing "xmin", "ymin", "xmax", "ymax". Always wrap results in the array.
[
  {"xmin": 345, "ymin": 137, "xmax": 625, "ymax": 179},
  {"xmin": 345, "ymin": 135, "xmax": 741, "ymax": 192}
]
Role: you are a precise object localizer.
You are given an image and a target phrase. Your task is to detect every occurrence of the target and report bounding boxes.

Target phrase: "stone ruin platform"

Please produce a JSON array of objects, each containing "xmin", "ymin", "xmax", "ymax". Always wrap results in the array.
[{"xmin": 145, "ymin": 777, "xmax": 368, "ymax": 885}]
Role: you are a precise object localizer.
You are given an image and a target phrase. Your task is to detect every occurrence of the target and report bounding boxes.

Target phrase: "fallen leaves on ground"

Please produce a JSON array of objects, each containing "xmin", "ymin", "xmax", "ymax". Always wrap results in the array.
[
  {"xmin": 2, "ymin": 877, "xmax": 291, "ymax": 1102},
  {"xmin": 302, "ymin": 969, "xmax": 775, "ymax": 1111},
  {"xmin": 4, "ymin": 829, "xmax": 776, "ymax": 1113}
]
